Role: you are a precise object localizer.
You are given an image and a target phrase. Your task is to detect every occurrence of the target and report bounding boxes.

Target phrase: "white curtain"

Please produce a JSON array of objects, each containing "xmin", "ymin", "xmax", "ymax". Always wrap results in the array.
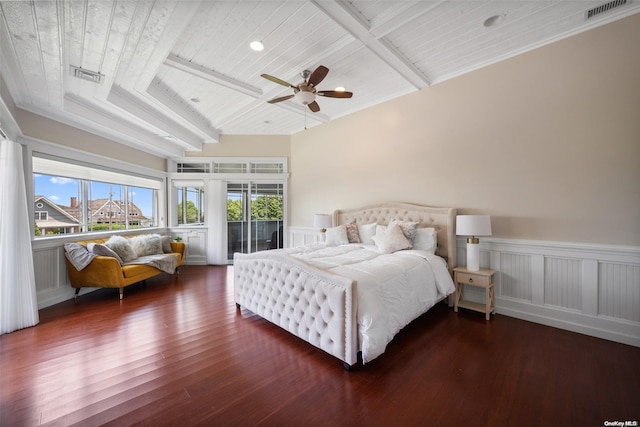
[{"xmin": 0, "ymin": 139, "xmax": 39, "ymax": 334}]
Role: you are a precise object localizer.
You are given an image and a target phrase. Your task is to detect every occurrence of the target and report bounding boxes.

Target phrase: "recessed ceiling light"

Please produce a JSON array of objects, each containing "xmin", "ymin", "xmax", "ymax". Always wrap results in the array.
[
  {"xmin": 190, "ymin": 97, "xmax": 200, "ymax": 103},
  {"xmin": 335, "ymin": 86, "xmax": 346, "ymax": 92},
  {"xmin": 484, "ymin": 14, "xmax": 506, "ymax": 27},
  {"xmin": 250, "ymin": 41, "xmax": 264, "ymax": 51}
]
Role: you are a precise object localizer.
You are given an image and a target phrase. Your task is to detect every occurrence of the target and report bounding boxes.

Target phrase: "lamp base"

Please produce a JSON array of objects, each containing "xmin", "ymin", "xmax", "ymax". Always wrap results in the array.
[{"xmin": 466, "ymin": 241, "xmax": 480, "ymax": 271}]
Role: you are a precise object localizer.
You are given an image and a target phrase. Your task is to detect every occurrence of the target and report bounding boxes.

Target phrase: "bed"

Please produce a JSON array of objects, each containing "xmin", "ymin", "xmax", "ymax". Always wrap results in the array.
[{"xmin": 233, "ymin": 202, "xmax": 457, "ymax": 369}]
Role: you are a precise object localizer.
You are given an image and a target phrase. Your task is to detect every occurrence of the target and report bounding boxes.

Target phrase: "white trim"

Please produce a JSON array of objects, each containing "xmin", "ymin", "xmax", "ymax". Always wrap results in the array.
[
  {"xmin": 32, "ymin": 156, "xmax": 163, "ymax": 190},
  {"xmin": 21, "ymin": 135, "xmax": 167, "ymax": 181}
]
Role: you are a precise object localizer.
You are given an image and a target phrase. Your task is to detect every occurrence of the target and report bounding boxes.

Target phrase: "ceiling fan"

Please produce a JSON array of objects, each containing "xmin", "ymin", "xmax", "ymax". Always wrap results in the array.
[{"xmin": 261, "ymin": 65, "xmax": 353, "ymax": 112}]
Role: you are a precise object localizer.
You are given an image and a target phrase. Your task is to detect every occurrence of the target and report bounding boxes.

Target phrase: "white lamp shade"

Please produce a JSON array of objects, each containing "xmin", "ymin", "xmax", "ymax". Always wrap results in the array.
[
  {"xmin": 313, "ymin": 214, "xmax": 332, "ymax": 229},
  {"xmin": 456, "ymin": 215, "xmax": 492, "ymax": 237}
]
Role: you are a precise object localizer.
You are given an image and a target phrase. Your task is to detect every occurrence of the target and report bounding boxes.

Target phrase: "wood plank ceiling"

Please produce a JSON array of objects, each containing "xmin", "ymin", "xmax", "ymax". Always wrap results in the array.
[{"xmin": 1, "ymin": 0, "xmax": 638, "ymax": 158}]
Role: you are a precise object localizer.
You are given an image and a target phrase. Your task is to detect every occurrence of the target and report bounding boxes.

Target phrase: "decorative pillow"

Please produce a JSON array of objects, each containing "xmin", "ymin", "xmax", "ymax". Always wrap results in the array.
[
  {"xmin": 64, "ymin": 243, "xmax": 96, "ymax": 271},
  {"xmin": 158, "ymin": 235, "xmax": 173, "ymax": 253},
  {"xmin": 325, "ymin": 225, "xmax": 349, "ymax": 246},
  {"xmin": 87, "ymin": 243, "xmax": 124, "ymax": 265},
  {"xmin": 105, "ymin": 235, "xmax": 138, "ymax": 262},
  {"xmin": 130, "ymin": 235, "xmax": 164, "ymax": 257},
  {"xmin": 345, "ymin": 223, "xmax": 361, "ymax": 243},
  {"xmin": 389, "ymin": 219, "xmax": 419, "ymax": 245},
  {"xmin": 357, "ymin": 223, "xmax": 377, "ymax": 245},
  {"xmin": 413, "ymin": 227, "xmax": 438, "ymax": 253},
  {"xmin": 371, "ymin": 224, "xmax": 412, "ymax": 254}
]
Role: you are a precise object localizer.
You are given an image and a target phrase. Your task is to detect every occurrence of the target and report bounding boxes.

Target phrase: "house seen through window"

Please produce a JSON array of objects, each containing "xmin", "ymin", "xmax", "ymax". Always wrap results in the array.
[{"xmin": 32, "ymin": 157, "xmax": 159, "ymax": 237}]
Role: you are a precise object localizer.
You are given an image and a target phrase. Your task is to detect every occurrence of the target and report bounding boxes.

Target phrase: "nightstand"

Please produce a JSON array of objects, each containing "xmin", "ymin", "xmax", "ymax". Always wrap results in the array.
[{"xmin": 453, "ymin": 267, "xmax": 496, "ymax": 320}]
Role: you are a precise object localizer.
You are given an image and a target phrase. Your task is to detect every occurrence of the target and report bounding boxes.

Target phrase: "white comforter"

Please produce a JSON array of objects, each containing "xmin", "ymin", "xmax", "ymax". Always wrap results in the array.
[{"xmin": 285, "ymin": 244, "xmax": 455, "ymax": 363}]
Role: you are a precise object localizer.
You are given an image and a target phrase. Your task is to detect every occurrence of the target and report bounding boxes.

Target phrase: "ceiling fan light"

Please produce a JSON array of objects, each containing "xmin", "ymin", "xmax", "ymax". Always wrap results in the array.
[
  {"xmin": 335, "ymin": 86, "xmax": 346, "ymax": 92},
  {"xmin": 295, "ymin": 90, "xmax": 315, "ymax": 105},
  {"xmin": 250, "ymin": 41, "xmax": 264, "ymax": 51}
]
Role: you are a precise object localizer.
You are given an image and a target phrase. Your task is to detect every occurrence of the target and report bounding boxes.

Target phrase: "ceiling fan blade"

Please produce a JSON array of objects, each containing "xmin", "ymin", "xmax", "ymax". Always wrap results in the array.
[
  {"xmin": 307, "ymin": 101, "xmax": 320, "ymax": 112},
  {"xmin": 307, "ymin": 66, "xmax": 329, "ymax": 87},
  {"xmin": 317, "ymin": 90, "xmax": 353, "ymax": 98},
  {"xmin": 261, "ymin": 74, "xmax": 296, "ymax": 88},
  {"xmin": 267, "ymin": 94, "xmax": 295, "ymax": 104}
]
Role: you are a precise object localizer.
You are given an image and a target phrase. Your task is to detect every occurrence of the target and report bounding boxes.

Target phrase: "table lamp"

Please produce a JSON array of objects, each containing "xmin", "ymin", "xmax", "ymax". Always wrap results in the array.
[
  {"xmin": 456, "ymin": 215, "xmax": 492, "ymax": 271},
  {"xmin": 313, "ymin": 214, "xmax": 332, "ymax": 232}
]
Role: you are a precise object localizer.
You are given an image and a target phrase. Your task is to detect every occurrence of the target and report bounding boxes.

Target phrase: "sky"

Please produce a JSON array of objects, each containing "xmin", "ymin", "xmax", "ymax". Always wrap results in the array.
[{"xmin": 34, "ymin": 174, "xmax": 154, "ymax": 217}]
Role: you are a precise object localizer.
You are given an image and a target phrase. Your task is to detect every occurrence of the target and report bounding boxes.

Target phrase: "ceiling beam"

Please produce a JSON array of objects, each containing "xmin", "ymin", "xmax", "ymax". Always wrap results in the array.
[
  {"xmin": 146, "ymin": 79, "xmax": 220, "ymax": 143},
  {"xmin": 311, "ymin": 0, "xmax": 430, "ymax": 88},
  {"xmin": 164, "ymin": 54, "xmax": 263, "ymax": 98},
  {"xmin": 107, "ymin": 85, "xmax": 207, "ymax": 150},
  {"xmin": 63, "ymin": 93, "xmax": 186, "ymax": 158}
]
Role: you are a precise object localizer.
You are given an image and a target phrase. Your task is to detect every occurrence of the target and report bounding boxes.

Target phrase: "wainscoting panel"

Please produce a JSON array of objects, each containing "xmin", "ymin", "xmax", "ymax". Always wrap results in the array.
[
  {"xmin": 33, "ymin": 247, "xmax": 60, "ymax": 292},
  {"xmin": 171, "ymin": 228, "xmax": 208, "ymax": 265},
  {"xmin": 500, "ymin": 252, "xmax": 533, "ymax": 302},
  {"xmin": 598, "ymin": 262, "xmax": 640, "ymax": 322},
  {"xmin": 470, "ymin": 238, "xmax": 640, "ymax": 347},
  {"xmin": 288, "ymin": 226, "xmax": 324, "ymax": 247},
  {"xmin": 544, "ymin": 257, "xmax": 582, "ymax": 310},
  {"xmin": 33, "ymin": 240, "xmax": 76, "ymax": 308}
]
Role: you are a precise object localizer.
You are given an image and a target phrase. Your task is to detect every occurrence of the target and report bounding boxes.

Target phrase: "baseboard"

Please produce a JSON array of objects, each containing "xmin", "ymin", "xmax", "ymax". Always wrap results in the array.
[{"xmin": 496, "ymin": 297, "xmax": 640, "ymax": 347}]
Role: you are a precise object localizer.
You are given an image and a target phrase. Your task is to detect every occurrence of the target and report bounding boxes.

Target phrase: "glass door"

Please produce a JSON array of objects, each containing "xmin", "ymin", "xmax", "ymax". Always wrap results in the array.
[{"xmin": 227, "ymin": 182, "xmax": 284, "ymax": 262}]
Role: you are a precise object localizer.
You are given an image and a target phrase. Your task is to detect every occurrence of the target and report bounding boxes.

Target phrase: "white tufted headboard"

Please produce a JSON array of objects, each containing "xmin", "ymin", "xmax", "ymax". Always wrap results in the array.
[{"xmin": 333, "ymin": 202, "xmax": 457, "ymax": 270}]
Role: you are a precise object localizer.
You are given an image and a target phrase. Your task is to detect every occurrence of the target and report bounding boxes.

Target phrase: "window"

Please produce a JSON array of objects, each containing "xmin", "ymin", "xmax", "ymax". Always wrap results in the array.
[
  {"xmin": 177, "ymin": 162, "xmax": 210, "ymax": 173},
  {"xmin": 32, "ymin": 156, "xmax": 161, "ymax": 237},
  {"xmin": 177, "ymin": 186, "xmax": 205, "ymax": 225},
  {"xmin": 173, "ymin": 158, "xmax": 287, "ymax": 176}
]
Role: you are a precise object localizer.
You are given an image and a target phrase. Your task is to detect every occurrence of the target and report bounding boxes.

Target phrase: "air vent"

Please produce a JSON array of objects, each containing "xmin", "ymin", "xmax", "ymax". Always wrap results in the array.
[
  {"xmin": 70, "ymin": 66, "xmax": 104, "ymax": 84},
  {"xmin": 586, "ymin": 0, "xmax": 628, "ymax": 19}
]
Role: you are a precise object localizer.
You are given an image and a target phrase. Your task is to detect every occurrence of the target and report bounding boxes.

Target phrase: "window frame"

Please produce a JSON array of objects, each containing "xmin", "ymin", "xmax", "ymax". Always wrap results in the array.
[{"xmin": 31, "ymin": 154, "xmax": 165, "ymax": 239}]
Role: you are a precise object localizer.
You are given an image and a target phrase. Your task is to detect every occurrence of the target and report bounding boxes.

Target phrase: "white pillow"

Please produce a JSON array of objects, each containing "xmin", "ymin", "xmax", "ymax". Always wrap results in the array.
[
  {"xmin": 130, "ymin": 235, "xmax": 163, "ymax": 257},
  {"xmin": 357, "ymin": 223, "xmax": 377, "ymax": 245},
  {"xmin": 325, "ymin": 225, "xmax": 349, "ymax": 246},
  {"xmin": 371, "ymin": 224, "xmax": 412, "ymax": 254},
  {"xmin": 105, "ymin": 235, "xmax": 138, "ymax": 262},
  {"xmin": 413, "ymin": 227, "xmax": 438, "ymax": 253}
]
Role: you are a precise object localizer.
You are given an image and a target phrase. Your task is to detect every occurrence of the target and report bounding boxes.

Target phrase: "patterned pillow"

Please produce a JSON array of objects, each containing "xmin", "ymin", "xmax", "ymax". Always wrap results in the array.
[
  {"xmin": 105, "ymin": 236, "xmax": 138, "ymax": 262},
  {"xmin": 371, "ymin": 224, "xmax": 412, "ymax": 254},
  {"xmin": 345, "ymin": 223, "xmax": 361, "ymax": 243},
  {"xmin": 389, "ymin": 220, "xmax": 419, "ymax": 245}
]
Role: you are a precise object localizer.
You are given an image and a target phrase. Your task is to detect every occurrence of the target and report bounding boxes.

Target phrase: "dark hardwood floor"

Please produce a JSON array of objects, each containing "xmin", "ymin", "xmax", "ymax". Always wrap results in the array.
[{"xmin": 1, "ymin": 265, "xmax": 638, "ymax": 427}]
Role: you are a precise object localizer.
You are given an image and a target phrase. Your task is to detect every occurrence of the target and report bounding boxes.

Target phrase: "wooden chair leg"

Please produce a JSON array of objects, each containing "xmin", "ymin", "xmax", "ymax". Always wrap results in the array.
[
  {"xmin": 119, "ymin": 288, "xmax": 124, "ymax": 300},
  {"xmin": 74, "ymin": 288, "xmax": 81, "ymax": 302}
]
